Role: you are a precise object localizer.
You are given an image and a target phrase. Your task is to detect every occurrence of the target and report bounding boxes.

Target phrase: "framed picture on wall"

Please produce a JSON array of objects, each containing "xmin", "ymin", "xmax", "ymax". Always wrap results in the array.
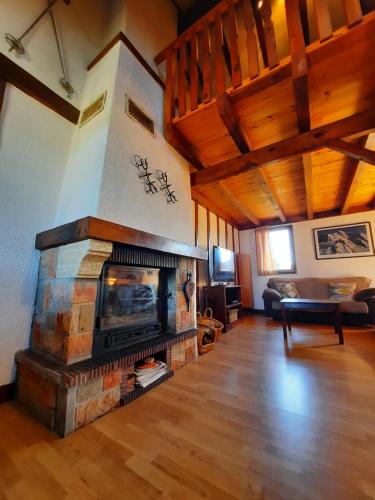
[{"xmin": 313, "ymin": 222, "xmax": 375, "ymax": 260}]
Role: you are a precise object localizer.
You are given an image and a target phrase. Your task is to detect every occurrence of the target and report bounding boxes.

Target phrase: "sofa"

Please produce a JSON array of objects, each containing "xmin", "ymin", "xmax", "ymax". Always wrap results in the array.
[{"xmin": 262, "ymin": 276, "xmax": 375, "ymax": 325}]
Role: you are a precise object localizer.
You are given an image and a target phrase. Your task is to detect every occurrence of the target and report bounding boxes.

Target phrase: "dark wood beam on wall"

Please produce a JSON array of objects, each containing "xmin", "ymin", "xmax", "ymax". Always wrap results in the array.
[
  {"xmin": 326, "ymin": 138, "xmax": 375, "ymax": 166},
  {"xmin": 36, "ymin": 216, "xmax": 208, "ymax": 260},
  {"xmin": 302, "ymin": 154, "xmax": 314, "ymax": 219},
  {"xmin": 190, "ymin": 108, "xmax": 375, "ymax": 186},
  {"xmin": 255, "ymin": 168, "xmax": 287, "ymax": 222},
  {"xmin": 0, "ymin": 54, "xmax": 80, "ymax": 124},
  {"xmin": 0, "ymin": 79, "xmax": 6, "ymax": 115},
  {"xmin": 87, "ymin": 32, "xmax": 165, "ymax": 89},
  {"xmin": 218, "ymin": 182, "xmax": 260, "ymax": 226},
  {"xmin": 285, "ymin": 0, "xmax": 310, "ymax": 133},
  {"xmin": 216, "ymin": 92, "xmax": 250, "ymax": 154}
]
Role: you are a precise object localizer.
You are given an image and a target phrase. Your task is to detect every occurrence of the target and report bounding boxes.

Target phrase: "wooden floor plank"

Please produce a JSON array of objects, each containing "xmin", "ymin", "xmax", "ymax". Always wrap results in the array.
[{"xmin": 1, "ymin": 315, "xmax": 375, "ymax": 499}]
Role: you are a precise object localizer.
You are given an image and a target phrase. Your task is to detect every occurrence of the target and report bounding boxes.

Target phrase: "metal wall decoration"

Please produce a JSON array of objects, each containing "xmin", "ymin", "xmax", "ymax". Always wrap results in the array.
[
  {"xmin": 155, "ymin": 170, "xmax": 178, "ymax": 204},
  {"xmin": 5, "ymin": 0, "xmax": 74, "ymax": 98},
  {"xmin": 132, "ymin": 156, "xmax": 177, "ymax": 203},
  {"xmin": 133, "ymin": 155, "xmax": 158, "ymax": 195}
]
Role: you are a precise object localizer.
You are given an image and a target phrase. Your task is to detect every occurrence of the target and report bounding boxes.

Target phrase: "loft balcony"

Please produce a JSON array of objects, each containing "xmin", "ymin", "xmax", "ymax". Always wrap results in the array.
[{"xmin": 155, "ymin": 0, "xmax": 375, "ymax": 228}]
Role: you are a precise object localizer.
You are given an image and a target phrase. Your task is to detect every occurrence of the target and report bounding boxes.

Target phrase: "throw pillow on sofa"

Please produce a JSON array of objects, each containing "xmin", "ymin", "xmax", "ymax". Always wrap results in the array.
[
  {"xmin": 276, "ymin": 282, "xmax": 300, "ymax": 298},
  {"xmin": 329, "ymin": 282, "xmax": 356, "ymax": 301}
]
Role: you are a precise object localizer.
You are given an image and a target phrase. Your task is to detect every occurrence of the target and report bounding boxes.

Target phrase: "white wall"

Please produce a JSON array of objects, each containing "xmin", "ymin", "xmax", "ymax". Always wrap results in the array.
[
  {"xmin": 0, "ymin": 0, "xmax": 125, "ymax": 106},
  {"xmin": 240, "ymin": 211, "xmax": 375, "ymax": 310},
  {"xmin": 0, "ymin": 0, "xmax": 182, "ymax": 386},
  {"xmin": 97, "ymin": 43, "xmax": 194, "ymax": 245},
  {"xmin": 55, "ymin": 44, "xmax": 120, "ymax": 225},
  {"xmin": 0, "ymin": 85, "xmax": 74, "ymax": 385}
]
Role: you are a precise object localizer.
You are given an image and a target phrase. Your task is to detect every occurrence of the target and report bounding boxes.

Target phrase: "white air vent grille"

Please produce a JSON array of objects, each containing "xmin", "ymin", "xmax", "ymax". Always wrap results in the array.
[{"xmin": 126, "ymin": 96, "xmax": 155, "ymax": 136}]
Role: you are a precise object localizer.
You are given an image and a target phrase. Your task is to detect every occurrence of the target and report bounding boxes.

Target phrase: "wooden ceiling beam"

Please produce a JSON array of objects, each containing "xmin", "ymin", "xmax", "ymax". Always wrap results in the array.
[
  {"xmin": 165, "ymin": 122, "xmax": 205, "ymax": 171},
  {"xmin": 285, "ymin": 0, "xmax": 310, "ymax": 133},
  {"xmin": 255, "ymin": 169, "xmax": 287, "ymax": 223},
  {"xmin": 326, "ymin": 138, "xmax": 375, "ymax": 166},
  {"xmin": 216, "ymin": 92, "xmax": 250, "ymax": 154},
  {"xmin": 302, "ymin": 154, "xmax": 314, "ymax": 220},
  {"xmin": 216, "ymin": 92, "xmax": 286, "ymax": 223},
  {"xmin": 190, "ymin": 108, "xmax": 375, "ymax": 186},
  {"xmin": 341, "ymin": 135, "xmax": 372, "ymax": 215},
  {"xmin": 218, "ymin": 182, "xmax": 260, "ymax": 226}
]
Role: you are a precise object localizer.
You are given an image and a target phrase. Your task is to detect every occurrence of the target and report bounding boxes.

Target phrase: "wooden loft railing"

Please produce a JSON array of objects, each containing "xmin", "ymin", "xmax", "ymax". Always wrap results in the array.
[{"xmin": 154, "ymin": 0, "xmax": 365, "ymax": 125}]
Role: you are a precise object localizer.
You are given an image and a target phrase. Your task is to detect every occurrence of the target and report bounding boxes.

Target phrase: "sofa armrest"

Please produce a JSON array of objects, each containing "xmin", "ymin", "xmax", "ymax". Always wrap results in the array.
[
  {"xmin": 353, "ymin": 287, "xmax": 375, "ymax": 302},
  {"xmin": 262, "ymin": 288, "xmax": 282, "ymax": 317},
  {"xmin": 364, "ymin": 297, "xmax": 375, "ymax": 324}
]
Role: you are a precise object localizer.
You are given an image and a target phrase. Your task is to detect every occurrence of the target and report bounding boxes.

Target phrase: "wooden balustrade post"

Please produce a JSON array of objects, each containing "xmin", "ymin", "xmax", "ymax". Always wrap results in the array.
[
  {"xmin": 342, "ymin": 0, "xmax": 362, "ymax": 26},
  {"xmin": 259, "ymin": 0, "xmax": 279, "ymax": 69},
  {"xmin": 214, "ymin": 14, "xmax": 226, "ymax": 95},
  {"xmin": 285, "ymin": 0, "xmax": 310, "ymax": 132},
  {"xmin": 201, "ymin": 25, "xmax": 212, "ymax": 103},
  {"xmin": 243, "ymin": 0, "xmax": 260, "ymax": 79},
  {"xmin": 189, "ymin": 33, "xmax": 199, "ymax": 110},
  {"xmin": 313, "ymin": 0, "xmax": 332, "ymax": 41},
  {"xmin": 177, "ymin": 43, "xmax": 187, "ymax": 116},
  {"xmin": 226, "ymin": 4, "xmax": 242, "ymax": 88}
]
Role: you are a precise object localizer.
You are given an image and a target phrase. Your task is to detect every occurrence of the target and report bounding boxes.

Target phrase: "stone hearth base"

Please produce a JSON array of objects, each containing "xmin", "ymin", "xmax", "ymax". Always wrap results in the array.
[{"xmin": 16, "ymin": 330, "xmax": 197, "ymax": 437}]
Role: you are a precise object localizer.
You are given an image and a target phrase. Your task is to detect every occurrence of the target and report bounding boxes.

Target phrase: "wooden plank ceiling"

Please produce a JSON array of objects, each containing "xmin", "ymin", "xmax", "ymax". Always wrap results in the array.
[{"xmin": 156, "ymin": 1, "xmax": 375, "ymax": 229}]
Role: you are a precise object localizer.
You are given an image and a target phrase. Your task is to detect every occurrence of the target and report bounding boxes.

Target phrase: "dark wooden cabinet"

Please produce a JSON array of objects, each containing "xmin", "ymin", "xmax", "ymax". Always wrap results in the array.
[
  {"xmin": 204, "ymin": 285, "xmax": 243, "ymax": 333},
  {"xmin": 236, "ymin": 254, "xmax": 253, "ymax": 309}
]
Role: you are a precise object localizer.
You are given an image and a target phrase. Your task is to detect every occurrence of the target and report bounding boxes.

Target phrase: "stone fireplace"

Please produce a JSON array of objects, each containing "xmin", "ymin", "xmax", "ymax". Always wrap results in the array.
[{"xmin": 16, "ymin": 217, "xmax": 207, "ymax": 436}]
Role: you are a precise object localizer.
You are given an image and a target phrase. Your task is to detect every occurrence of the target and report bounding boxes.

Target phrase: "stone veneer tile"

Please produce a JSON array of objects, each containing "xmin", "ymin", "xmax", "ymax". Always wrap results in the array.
[
  {"xmin": 78, "ymin": 304, "xmax": 95, "ymax": 333},
  {"xmin": 121, "ymin": 366, "xmax": 134, "ymax": 395},
  {"xmin": 72, "ymin": 281, "xmax": 98, "ymax": 304},
  {"xmin": 76, "ymin": 377, "xmax": 103, "ymax": 403},
  {"xmin": 64, "ymin": 331, "xmax": 93, "ymax": 363},
  {"xmin": 17, "ymin": 364, "xmax": 57, "ymax": 429},
  {"xmin": 171, "ymin": 342, "xmax": 185, "ymax": 371},
  {"xmin": 102, "ymin": 369, "xmax": 122, "ymax": 391},
  {"xmin": 75, "ymin": 387, "xmax": 120, "ymax": 429},
  {"xmin": 39, "ymin": 248, "xmax": 58, "ymax": 279},
  {"xmin": 56, "ymin": 240, "xmax": 113, "ymax": 279}
]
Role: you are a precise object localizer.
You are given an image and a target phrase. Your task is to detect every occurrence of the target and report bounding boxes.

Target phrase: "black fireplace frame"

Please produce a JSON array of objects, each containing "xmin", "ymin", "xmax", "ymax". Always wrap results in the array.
[{"xmin": 92, "ymin": 262, "xmax": 173, "ymax": 356}]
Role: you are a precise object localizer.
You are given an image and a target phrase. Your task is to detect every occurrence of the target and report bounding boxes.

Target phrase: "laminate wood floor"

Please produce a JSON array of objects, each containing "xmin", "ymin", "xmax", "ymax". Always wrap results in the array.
[{"xmin": 1, "ymin": 315, "xmax": 375, "ymax": 499}]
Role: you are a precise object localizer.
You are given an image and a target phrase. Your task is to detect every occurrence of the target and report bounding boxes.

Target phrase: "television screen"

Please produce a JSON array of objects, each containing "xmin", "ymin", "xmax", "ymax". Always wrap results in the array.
[{"xmin": 213, "ymin": 246, "xmax": 235, "ymax": 282}]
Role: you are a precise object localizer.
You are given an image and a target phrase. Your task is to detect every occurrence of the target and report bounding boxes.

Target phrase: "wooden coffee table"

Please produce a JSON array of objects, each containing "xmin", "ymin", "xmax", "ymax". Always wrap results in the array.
[{"xmin": 280, "ymin": 298, "xmax": 344, "ymax": 344}]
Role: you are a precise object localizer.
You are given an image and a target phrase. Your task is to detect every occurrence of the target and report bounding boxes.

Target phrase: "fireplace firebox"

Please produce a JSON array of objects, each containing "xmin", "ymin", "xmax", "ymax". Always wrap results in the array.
[{"xmin": 93, "ymin": 263, "xmax": 175, "ymax": 355}]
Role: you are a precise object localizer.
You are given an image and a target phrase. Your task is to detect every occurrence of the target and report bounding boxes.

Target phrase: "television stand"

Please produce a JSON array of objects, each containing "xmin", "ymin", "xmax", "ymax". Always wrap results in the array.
[{"xmin": 203, "ymin": 285, "xmax": 243, "ymax": 333}]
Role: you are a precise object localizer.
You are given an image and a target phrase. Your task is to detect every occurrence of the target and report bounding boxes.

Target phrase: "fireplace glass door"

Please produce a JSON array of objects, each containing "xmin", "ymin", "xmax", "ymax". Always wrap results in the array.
[{"xmin": 100, "ymin": 265, "xmax": 160, "ymax": 333}]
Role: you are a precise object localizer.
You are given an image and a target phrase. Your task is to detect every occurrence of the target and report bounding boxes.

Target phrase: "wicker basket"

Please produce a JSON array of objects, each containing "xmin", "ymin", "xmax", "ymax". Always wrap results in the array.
[
  {"xmin": 197, "ymin": 325, "xmax": 216, "ymax": 355},
  {"xmin": 197, "ymin": 308, "xmax": 224, "ymax": 341}
]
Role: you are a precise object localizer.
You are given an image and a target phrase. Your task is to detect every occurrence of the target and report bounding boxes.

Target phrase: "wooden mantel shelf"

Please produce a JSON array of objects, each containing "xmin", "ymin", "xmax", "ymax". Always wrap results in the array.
[{"xmin": 35, "ymin": 216, "xmax": 208, "ymax": 260}]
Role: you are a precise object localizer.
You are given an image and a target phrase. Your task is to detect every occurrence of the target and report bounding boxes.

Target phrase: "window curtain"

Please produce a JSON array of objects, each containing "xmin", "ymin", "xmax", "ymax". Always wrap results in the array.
[{"xmin": 255, "ymin": 227, "xmax": 276, "ymax": 276}]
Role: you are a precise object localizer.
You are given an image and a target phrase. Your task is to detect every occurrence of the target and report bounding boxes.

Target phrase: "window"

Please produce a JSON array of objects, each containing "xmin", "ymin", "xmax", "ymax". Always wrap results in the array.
[{"xmin": 269, "ymin": 225, "xmax": 296, "ymax": 274}]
